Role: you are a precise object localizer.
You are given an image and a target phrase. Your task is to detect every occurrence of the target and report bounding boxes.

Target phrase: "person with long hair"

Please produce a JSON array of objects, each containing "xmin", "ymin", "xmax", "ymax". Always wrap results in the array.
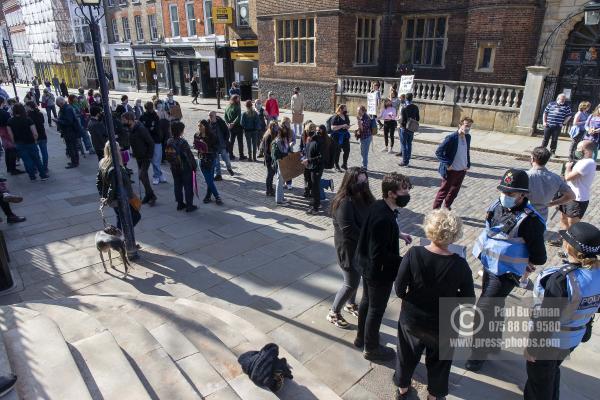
[
  {"xmin": 356, "ymin": 105, "xmax": 372, "ymax": 169},
  {"xmin": 25, "ymin": 101, "xmax": 48, "ymax": 175},
  {"xmin": 195, "ymin": 120, "xmax": 223, "ymax": 205},
  {"xmin": 393, "ymin": 209, "xmax": 474, "ymax": 400},
  {"xmin": 96, "ymin": 142, "xmax": 140, "ymax": 229},
  {"xmin": 584, "ymin": 103, "xmax": 600, "ymax": 160},
  {"xmin": 261, "ymin": 121, "xmax": 279, "ymax": 196},
  {"xmin": 524, "ymin": 222, "xmax": 600, "ymax": 400},
  {"xmin": 379, "ymin": 98, "xmax": 397, "ymax": 153},
  {"xmin": 7, "ymin": 103, "xmax": 47, "ymax": 181},
  {"xmin": 327, "ymin": 167, "xmax": 375, "ymax": 328},
  {"xmin": 331, "ymin": 104, "xmax": 351, "ymax": 172},
  {"xmin": 271, "ymin": 121, "xmax": 290, "ymax": 204},
  {"xmin": 568, "ymin": 101, "xmax": 591, "ymax": 161}
]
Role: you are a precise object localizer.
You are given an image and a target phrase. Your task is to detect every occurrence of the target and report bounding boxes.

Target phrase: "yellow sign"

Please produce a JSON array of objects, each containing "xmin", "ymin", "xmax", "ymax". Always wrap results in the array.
[
  {"xmin": 213, "ymin": 7, "xmax": 233, "ymax": 24},
  {"xmin": 230, "ymin": 39, "xmax": 259, "ymax": 48},
  {"xmin": 231, "ymin": 52, "xmax": 259, "ymax": 61}
]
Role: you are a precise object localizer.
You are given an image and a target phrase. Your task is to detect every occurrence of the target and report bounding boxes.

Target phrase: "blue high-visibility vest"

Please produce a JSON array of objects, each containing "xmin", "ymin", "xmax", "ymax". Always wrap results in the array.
[
  {"xmin": 472, "ymin": 200, "xmax": 545, "ymax": 277},
  {"xmin": 533, "ymin": 265, "xmax": 600, "ymax": 349}
]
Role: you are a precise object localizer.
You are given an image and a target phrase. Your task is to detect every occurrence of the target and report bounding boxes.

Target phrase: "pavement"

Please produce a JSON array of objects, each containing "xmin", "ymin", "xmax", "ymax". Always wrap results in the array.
[{"xmin": 0, "ymin": 84, "xmax": 598, "ymax": 399}]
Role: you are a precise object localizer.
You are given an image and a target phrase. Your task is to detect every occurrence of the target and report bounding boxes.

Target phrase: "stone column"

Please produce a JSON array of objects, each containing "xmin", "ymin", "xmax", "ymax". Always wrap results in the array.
[{"xmin": 515, "ymin": 66, "xmax": 551, "ymax": 135}]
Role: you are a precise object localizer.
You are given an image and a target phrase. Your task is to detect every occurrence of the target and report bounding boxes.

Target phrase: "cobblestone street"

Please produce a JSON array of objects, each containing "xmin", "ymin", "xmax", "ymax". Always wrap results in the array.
[{"xmin": 0, "ymin": 86, "xmax": 598, "ymax": 399}]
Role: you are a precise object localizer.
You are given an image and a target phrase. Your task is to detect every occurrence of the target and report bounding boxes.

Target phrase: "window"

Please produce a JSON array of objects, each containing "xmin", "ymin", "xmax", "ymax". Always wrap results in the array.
[
  {"xmin": 355, "ymin": 17, "xmax": 379, "ymax": 65},
  {"xmin": 236, "ymin": 0, "xmax": 249, "ymax": 27},
  {"xmin": 186, "ymin": 2, "xmax": 196, "ymax": 36},
  {"xmin": 476, "ymin": 44, "xmax": 496, "ymax": 72},
  {"xmin": 122, "ymin": 17, "xmax": 131, "ymax": 41},
  {"xmin": 204, "ymin": 0, "xmax": 214, "ymax": 35},
  {"xmin": 276, "ymin": 18, "xmax": 315, "ymax": 64},
  {"xmin": 134, "ymin": 15, "xmax": 144, "ymax": 41},
  {"xmin": 402, "ymin": 16, "xmax": 447, "ymax": 67},
  {"xmin": 148, "ymin": 14, "xmax": 158, "ymax": 40},
  {"xmin": 169, "ymin": 4, "xmax": 180, "ymax": 37},
  {"xmin": 82, "ymin": 26, "xmax": 92, "ymax": 43},
  {"xmin": 112, "ymin": 18, "xmax": 120, "ymax": 42}
]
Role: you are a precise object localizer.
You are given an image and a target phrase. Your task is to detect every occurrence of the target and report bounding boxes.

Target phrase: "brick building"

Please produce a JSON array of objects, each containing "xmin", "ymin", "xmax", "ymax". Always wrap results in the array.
[{"xmin": 257, "ymin": 0, "xmax": 545, "ymax": 112}]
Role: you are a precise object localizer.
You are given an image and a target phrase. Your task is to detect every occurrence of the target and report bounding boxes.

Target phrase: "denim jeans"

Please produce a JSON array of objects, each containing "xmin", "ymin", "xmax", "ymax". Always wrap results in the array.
[
  {"xmin": 244, "ymin": 130, "xmax": 259, "ymax": 159},
  {"xmin": 331, "ymin": 267, "xmax": 361, "ymax": 313},
  {"xmin": 215, "ymin": 148, "xmax": 232, "ymax": 176},
  {"xmin": 201, "ymin": 157, "xmax": 220, "ymax": 199},
  {"xmin": 320, "ymin": 179, "xmax": 333, "ymax": 200},
  {"xmin": 37, "ymin": 139, "xmax": 48, "ymax": 173},
  {"xmin": 80, "ymin": 129, "xmax": 93, "ymax": 152},
  {"xmin": 45, "ymin": 105, "xmax": 57, "ymax": 125},
  {"xmin": 275, "ymin": 163, "xmax": 285, "ymax": 203},
  {"xmin": 16, "ymin": 143, "xmax": 46, "ymax": 179},
  {"xmin": 400, "ymin": 129, "xmax": 414, "ymax": 165},
  {"xmin": 360, "ymin": 136, "xmax": 372, "ymax": 169},
  {"xmin": 152, "ymin": 143, "xmax": 163, "ymax": 179}
]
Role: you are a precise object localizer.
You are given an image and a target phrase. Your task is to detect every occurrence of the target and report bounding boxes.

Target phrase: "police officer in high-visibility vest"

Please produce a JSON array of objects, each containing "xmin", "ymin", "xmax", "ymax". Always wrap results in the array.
[
  {"xmin": 466, "ymin": 169, "xmax": 547, "ymax": 371},
  {"xmin": 524, "ymin": 222, "xmax": 600, "ymax": 400}
]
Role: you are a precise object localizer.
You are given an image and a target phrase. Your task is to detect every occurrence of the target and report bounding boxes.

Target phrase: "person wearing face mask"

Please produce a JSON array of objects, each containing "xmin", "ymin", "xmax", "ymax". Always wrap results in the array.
[
  {"xmin": 433, "ymin": 116, "xmax": 473, "ymax": 210},
  {"xmin": 466, "ymin": 169, "xmax": 547, "ymax": 372},
  {"xmin": 542, "ymin": 93, "xmax": 572, "ymax": 156},
  {"xmin": 355, "ymin": 173, "xmax": 413, "ymax": 361},
  {"xmin": 331, "ymin": 104, "xmax": 351, "ymax": 172},
  {"xmin": 398, "ymin": 93, "xmax": 420, "ymax": 167},
  {"xmin": 557, "ymin": 140, "xmax": 597, "ymax": 255}
]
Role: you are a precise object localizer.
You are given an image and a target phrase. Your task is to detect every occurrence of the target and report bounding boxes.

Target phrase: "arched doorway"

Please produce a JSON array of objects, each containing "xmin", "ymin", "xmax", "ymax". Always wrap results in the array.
[{"xmin": 558, "ymin": 21, "xmax": 600, "ymax": 107}]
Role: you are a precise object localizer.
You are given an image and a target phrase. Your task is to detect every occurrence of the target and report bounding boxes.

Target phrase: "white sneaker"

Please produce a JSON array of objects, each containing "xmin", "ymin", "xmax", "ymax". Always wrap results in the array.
[
  {"xmin": 380, "ymin": 146, "xmax": 388, "ymax": 152},
  {"xmin": 159, "ymin": 176, "xmax": 167, "ymax": 183},
  {"xmin": 152, "ymin": 178, "xmax": 159, "ymax": 185}
]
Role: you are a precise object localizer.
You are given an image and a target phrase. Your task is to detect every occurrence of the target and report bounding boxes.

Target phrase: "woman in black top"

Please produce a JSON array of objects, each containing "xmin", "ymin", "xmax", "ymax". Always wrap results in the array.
[
  {"xmin": 331, "ymin": 104, "xmax": 351, "ymax": 172},
  {"xmin": 195, "ymin": 120, "xmax": 223, "ymax": 205},
  {"xmin": 25, "ymin": 101, "xmax": 48, "ymax": 174},
  {"xmin": 327, "ymin": 167, "xmax": 375, "ymax": 328},
  {"xmin": 7, "ymin": 103, "xmax": 47, "ymax": 181},
  {"xmin": 393, "ymin": 209, "xmax": 475, "ymax": 400},
  {"xmin": 261, "ymin": 121, "xmax": 279, "ymax": 197}
]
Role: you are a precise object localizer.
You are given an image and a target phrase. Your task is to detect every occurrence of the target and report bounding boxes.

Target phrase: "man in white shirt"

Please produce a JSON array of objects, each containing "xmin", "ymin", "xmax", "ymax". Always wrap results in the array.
[{"xmin": 559, "ymin": 140, "xmax": 597, "ymax": 253}]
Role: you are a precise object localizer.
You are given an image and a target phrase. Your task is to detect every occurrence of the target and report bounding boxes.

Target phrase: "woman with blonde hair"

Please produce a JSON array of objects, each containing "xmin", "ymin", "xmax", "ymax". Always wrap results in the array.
[
  {"xmin": 96, "ymin": 142, "xmax": 141, "ymax": 229},
  {"xmin": 569, "ymin": 101, "xmax": 591, "ymax": 161},
  {"xmin": 525, "ymin": 222, "xmax": 600, "ymax": 399},
  {"xmin": 393, "ymin": 209, "xmax": 475, "ymax": 400}
]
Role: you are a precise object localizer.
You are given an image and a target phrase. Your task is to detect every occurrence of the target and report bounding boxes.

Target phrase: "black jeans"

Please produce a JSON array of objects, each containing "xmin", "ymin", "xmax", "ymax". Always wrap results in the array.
[
  {"xmin": 383, "ymin": 120, "xmax": 397, "ymax": 148},
  {"xmin": 310, "ymin": 170, "xmax": 322, "ymax": 210},
  {"xmin": 245, "ymin": 130, "xmax": 259, "ymax": 159},
  {"xmin": 542, "ymin": 125, "xmax": 562, "ymax": 153},
  {"xmin": 172, "ymin": 168, "xmax": 194, "ymax": 206},
  {"xmin": 524, "ymin": 349, "xmax": 571, "ymax": 400},
  {"xmin": 0, "ymin": 197, "xmax": 15, "ymax": 217},
  {"xmin": 334, "ymin": 137, "xmax": 350, "ymax": 169},
  {"xmin": 65, "ymin": 138, "xmax": 79, "ymax": 166},
  {"xmin": 331, "ymin": 267, "xmax": 361, "ymax": 313},
  {"xmin": 356, "ymin": 278, "xmax": 394, "ymax": 351},
  {"xmin": 136, "ymin": 158, "xmax": 155, "ymax": 200},
  {"xmin": 229, "ymin": 126, "xmax": 244, "ymax": 157},
  {"xmin": 4, "ymin": 148, "xmax": 17, "ymax": 173},
  {"xmin": 569, "ymin": 130, "xmax": 586, "ymax": 161},
  {"xmin": 266, "ymin": 163, "xmax": 275, "ymax": 192},
  {"xmin": 470, "ymin": 270, "xmax": 518, "ymax": 359}
]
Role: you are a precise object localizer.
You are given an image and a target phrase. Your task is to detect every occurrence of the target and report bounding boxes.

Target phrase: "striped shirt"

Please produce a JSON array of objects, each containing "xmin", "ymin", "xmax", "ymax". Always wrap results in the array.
[{"xmin": 544, "ymin": 101, "xmax": 572, "ymax": 127}]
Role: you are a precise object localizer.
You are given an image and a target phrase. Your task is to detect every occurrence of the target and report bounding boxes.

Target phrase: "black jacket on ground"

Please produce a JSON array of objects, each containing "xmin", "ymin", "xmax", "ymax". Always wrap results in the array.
[
  {"xmin": 356, "ymin": 199, "xmax": 402, "ymax": 282},
  {"xmin": 238, "ymin": 343, "xmax": 293, "ymax": 392},
  {"xmin": 129, "ymin": 121, "xmax": 154, "ymax": 160}
]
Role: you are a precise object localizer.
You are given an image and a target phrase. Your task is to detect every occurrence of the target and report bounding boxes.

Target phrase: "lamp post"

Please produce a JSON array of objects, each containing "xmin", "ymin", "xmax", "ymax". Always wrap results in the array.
[
  {"xmin": 585, "ymin": 1, "xmax": 600, "ymax": 25},
  {"xmin": 74, "ymin": 0, "xmax": 138, "ymax": 259}
]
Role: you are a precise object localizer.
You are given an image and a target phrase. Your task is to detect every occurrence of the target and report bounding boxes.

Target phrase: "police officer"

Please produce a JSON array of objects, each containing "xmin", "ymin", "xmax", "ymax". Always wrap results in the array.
[
  {"xmin": 524, "ymin": 222, "xmax": 600, "ymax": 400},
  {"xmin": 466, "ymin": 169, "xmax": 547, "ymax": 371}
]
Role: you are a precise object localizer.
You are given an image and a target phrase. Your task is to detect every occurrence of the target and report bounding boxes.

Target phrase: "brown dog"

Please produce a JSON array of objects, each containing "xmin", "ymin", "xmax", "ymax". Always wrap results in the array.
[{"xmin": 95, "ymin": 225, "xmax": 131, "ymax": 276}]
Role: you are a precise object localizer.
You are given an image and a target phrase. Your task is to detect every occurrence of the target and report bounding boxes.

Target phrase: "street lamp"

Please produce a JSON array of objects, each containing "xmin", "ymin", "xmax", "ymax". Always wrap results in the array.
[
  {"xmin": 74, "ymin": 0, "xmax": 138, "ymax": 259},
  {"xmin": 584, "ymin": 1, "xmax": 600, "ymax": 25}
]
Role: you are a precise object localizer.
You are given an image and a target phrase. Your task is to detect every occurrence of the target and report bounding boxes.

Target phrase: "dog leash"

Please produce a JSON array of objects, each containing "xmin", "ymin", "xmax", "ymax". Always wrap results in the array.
[{"xmin": 99, "ymin": 198, "xmax": 109, "ymax": 228}]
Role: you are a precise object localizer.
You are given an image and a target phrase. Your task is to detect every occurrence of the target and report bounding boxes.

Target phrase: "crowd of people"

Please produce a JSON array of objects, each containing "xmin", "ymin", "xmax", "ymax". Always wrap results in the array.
[{"xmin": 0, "ymin": 77, "xmax": 598, "ymax": 400}]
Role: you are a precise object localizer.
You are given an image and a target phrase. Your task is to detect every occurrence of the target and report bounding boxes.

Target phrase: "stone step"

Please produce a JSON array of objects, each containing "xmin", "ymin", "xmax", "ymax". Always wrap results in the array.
[{"xmin": 1, "ymin": 307, "xmax": 92, "ymax": 399}]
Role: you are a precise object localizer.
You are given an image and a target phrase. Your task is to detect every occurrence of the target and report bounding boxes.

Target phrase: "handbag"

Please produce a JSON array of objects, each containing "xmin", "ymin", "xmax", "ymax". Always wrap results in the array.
[{"xmin": 406, "ymin": 118, "xmax": 420, "ymax": 132}]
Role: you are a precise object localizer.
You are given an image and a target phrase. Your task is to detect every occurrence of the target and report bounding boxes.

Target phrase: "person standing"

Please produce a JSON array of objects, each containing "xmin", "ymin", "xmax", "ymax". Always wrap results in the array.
[
  {"xmin": 327, "ymin": 167, "xmax": 375, "ymax": 328},
  {"xmin": 224, "ymin": 94, "xmax": 245, "ymax": 160},
  {"xmin": 191, "ymin": 76, "xmax": 199, "ymax": 104},
  {"xmin": 165, "ymin": 91, "xmax": 182, "ymax": 121},
  {"xmin": 194, "ymin": 120, "xmax": 223, "ymax": 205},
  {"xmin": 88, "ymin": 106, "xmax": 108, "ymax": 161},
  {"xmin": 432, "ymin": 117, "xmax": 473, "ymax": 210},
  {"xmin": 33, "ymin": 77, "xmax": 40, "ymax": 104},
  {"xmin": 59, "ymin": 79, "xmax": 68, "ymax": 97},
  {"xmin": 69, "ymin": 94, "xmax": 93, "ymax": 155},
  {"xmin": 466, "ymin": 169, "xmax": 547, "ymax": 372},
  {"xmin": 568, "ymin": 101, "xmax": 591, "ymax": 161},
  {"xmin": 291, "ymin": 87, "xmax": 304, "ymax": 145},
  {"xmin": 271, "ymin": 124, "xmax": 290, "ymax": 205},
  {"xmin": 41, "ymin": 89, "xmax": 57, "ymax": 127},
  {"xmin": 542, "ymin": 93, "xmax": 572, "ymax": 156},
  {"xmin": 7, "ymin": 103, "xmax": 47, "ymax": 181},
  {"xmin": 331, "ymin": 104, "xmax": 351, "ymax": 172},
  {"xmin": 303, "ymin": 124, "xmax": 324, "ymax": 215},
  {"xmin": 356, "ymin": 105, "xmax": 373, "ymax": 170},
  {"xmin": 0, "ymin": 98, "xmax": 22, "ymax": 175},
  {"xmin": 133, "ymin": 99, "xmax": 143, "ymax": 120},
  {"xmin": 25, "ymin": 101, "xmax": 48, "ymax": 175},
  {"xmin": 208, "ymin": 111, "xmax": 234, "ymax": 180},
  {"xmin": 55, "ymin": 96, "xmax": 81, "ymax": 169},
  {"xmin": 255, "ymin": 99, "xmax": 268, "ymax": 157},
  {"xmin": 241, "ymin": 100, "xmax": 261, "ymax": 162},
  {"xmin": 52, "ymin": 76, "xmax": 60, "ymax": 96},
  {"xmin": 121, "ymin": 111, "xmax": 157, "ymax": 206},
  {"xmin": 228, "ymin": 82, "xmax": 241, "ymax": 98},
  {"xmin": 368, "ymin": 82, "xmax": 382, "ymax": 129},
  {"xmin": 165, "ymin": 122, "xmax": 197, "ymax": 212},
  {"xmin": 355, "ymin": 172, "xmax": 413, "ymax": 361},
  {"xmin": 526, "ymin": 146, "xmax": 574, "ymax": 223},
  {"xmin": 584, "ymin": 104, "xmax": 600, "ymax": 160},
  {"xmin": 139, "ymin": 102, "xmax": 166, "ymax": 185},
  {"xmin": 261, "ymin": 121, "xmax": 278, "ymax": 197},
  {"xmin": 265, "ymin": 91, "xmax": 279, "ymax": 121},
  {"xmin": 379, "ymin": 98, "xmax": 397, "ymax": 153},
  {"xmin": 394, "ymin": 209, "xmax": 475, "ymax": 400},
  {"xmin": 524, "ymin": 222, "xmax": 600, "ymax": 400},
  {"xmin": 398, "ymin": 93, "xmax": 420, "ymax": 167}
]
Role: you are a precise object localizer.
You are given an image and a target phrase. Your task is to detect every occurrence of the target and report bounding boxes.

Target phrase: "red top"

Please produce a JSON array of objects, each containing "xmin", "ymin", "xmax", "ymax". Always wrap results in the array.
[{"xmin": 265, "ymin": 98, "xmax": 279, "ymax": 118}]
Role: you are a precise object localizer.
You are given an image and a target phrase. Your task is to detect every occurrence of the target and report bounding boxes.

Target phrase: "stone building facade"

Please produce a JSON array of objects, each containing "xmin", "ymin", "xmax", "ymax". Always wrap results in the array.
[{"xmin": 256, "ymin": 0, "xmax": 545, "ymax": 112}]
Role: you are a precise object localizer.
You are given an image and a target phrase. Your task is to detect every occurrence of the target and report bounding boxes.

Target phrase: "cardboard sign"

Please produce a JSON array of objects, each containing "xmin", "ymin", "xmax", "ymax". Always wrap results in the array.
[
  {"xmin": 278, "ymin": 152, "xmax": 305, "ymax": 182},
  {"xmin": 399, "ymin": 75, "xmax": 415, "ymax": 94},
  {"xmin": 367, "ymin": 92, "xmax": 378, "ymax": 115}
]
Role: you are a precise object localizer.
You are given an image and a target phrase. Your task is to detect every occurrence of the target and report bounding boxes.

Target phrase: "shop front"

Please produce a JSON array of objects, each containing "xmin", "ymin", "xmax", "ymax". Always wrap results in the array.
[
  {"xmin": 229, "ymin": 39, "xmax": 258, "ymax": 100},
  {"xmin": 109, "ymin": 45, "xmax": 136, "ymax": 92},
  {"xmin": 132, "ymin": 45, "xmax": 169, "ymax": 93},
  {"xmin": 193, "ymin": 44, "xmax": 223, "ymax": 99},
  {"xmin": 164, "ymin": 47, "xmax": 198, "ymax": 96}
]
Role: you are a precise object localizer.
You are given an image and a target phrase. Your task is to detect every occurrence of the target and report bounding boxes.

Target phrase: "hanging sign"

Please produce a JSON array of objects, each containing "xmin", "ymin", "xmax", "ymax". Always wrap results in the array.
[{"xmin": 213, "ymin": 7, "xmax": 233, "ymax": 24}]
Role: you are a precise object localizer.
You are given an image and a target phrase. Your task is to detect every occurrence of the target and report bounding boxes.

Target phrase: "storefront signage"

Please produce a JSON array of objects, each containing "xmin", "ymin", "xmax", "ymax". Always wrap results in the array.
[
  {"xmin": 155, "ymin": 49, "xmax": 167, "ymax": 57},
  {"xmin": 231, "ymin": 52, "xmax": 259, "ymax": 61},
  {"xmin": 213, "ymin": 7, "xmax": 233, "ymax": 24},
  {"xmin": 230, "ymin": 39, "xmax": 258, "ymax": 48}
]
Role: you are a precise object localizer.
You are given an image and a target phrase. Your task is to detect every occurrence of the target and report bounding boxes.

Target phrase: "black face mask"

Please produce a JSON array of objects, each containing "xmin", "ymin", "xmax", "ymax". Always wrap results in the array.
[{"xmin": 395, "ymin": 194, "xmax": 410, "ymax": 208}]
